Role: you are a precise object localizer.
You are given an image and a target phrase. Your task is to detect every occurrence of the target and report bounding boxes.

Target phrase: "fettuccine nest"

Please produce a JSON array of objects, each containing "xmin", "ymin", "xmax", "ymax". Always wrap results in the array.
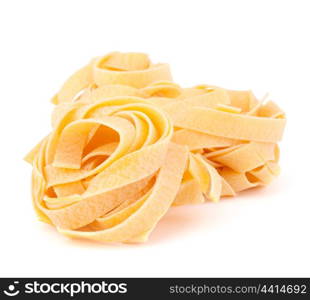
[{"xmin": 25, "ymin": 52, "xmax": 286, "ymax": 243}]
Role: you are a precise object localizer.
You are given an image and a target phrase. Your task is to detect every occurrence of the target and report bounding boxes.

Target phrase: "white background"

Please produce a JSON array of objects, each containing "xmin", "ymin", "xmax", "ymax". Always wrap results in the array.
[{"xmin": 0, "ymin": 0, "xmax": 309, "ymax": 277}]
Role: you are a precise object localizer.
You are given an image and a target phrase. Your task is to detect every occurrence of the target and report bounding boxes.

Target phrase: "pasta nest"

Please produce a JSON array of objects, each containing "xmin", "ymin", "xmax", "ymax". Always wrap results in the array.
[{"xmin": 26, "ymin": 52, "xmax": 286, "ymax": 243}]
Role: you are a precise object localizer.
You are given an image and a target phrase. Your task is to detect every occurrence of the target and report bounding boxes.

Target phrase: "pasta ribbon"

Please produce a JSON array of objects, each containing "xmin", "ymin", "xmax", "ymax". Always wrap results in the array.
[
  {"xmin": 159, "ymin": 87, "xmax": 285, "ymax": 203},
  {"xmin": 28, "ymin": 96, "xmax": 188, "ymax": 242},
  {"xmin": 52, "ymin": 52, "xmax": 172, "ymax": 104}
]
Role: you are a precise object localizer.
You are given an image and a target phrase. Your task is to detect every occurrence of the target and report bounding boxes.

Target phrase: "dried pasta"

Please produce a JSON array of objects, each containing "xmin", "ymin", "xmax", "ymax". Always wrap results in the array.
[{"xmin": 25, "ymin": 52, "xmax": 286, "ymax": 243}]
